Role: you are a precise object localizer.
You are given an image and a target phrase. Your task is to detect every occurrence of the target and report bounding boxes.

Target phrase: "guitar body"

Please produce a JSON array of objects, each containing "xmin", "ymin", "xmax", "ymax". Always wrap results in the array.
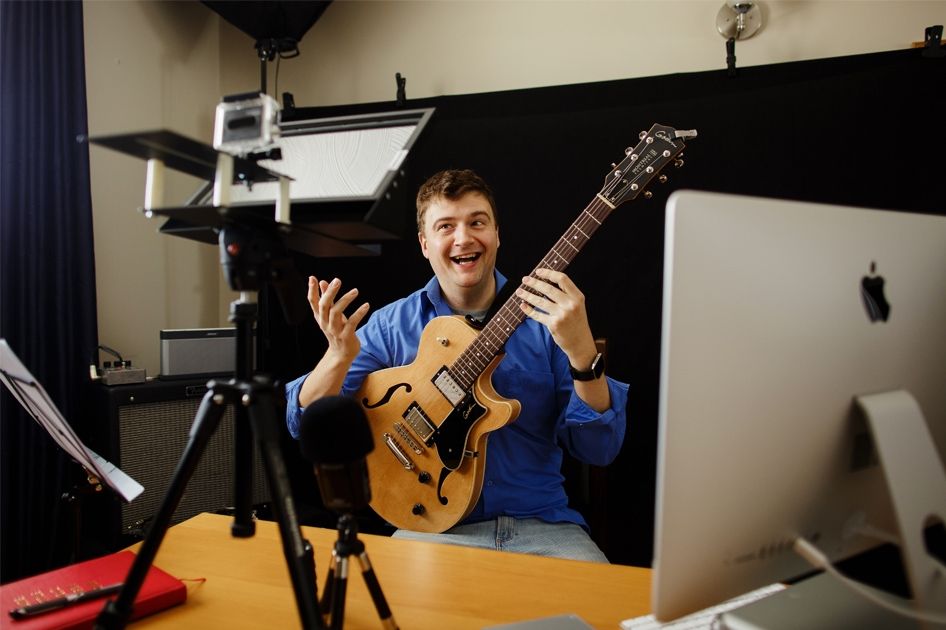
[{"xmin": 357, "ymin": 315, "xmax": 521, "ymax": 533}]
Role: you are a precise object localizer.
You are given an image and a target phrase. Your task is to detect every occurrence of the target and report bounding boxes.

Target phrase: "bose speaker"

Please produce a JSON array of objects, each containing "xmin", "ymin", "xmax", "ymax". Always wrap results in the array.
[{"xmin": 93, "ymin": 378, "xmax": 269, "ymax": 539}]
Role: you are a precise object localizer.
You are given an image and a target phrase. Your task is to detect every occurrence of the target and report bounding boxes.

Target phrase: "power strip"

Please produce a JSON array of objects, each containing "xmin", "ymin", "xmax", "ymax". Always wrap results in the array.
[{"xmin": 102, "ymin": 367, "xmax": 147, "ymax": 386}]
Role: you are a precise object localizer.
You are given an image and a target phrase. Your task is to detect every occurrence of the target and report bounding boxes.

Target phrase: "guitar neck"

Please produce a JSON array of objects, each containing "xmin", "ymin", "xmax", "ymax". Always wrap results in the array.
[{"xmin": 450, "ymin": 195, "xmax": 615, "ymax": 390}]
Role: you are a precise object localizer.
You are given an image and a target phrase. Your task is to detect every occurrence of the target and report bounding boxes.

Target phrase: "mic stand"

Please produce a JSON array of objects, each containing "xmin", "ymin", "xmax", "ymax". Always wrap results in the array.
[
  {"xmin": 320, "ymin": 514, "xmax": 398, "ymax": 630},
  {"xmin": 61, "ymin": 468, "xmax": 105, "ymax": 564},
  {"xmin": 95, "ymin": 228, "xmax": 324, "ymax": 629}
]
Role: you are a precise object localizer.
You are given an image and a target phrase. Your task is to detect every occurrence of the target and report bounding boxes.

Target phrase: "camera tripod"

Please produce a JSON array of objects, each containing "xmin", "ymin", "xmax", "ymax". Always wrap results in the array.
[
  {"xmin": 320, "ymin": 514, "xmax": 398, "ymax": 629},
  {"xmin": 96, "ymin": 225, "xmax": 324, "ymax": 629}
]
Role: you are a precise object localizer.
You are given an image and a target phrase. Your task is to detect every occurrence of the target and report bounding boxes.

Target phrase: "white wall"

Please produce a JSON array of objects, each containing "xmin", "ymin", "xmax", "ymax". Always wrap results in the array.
[
  {"xmin": 85, "ymin": 0, "xmax": 945, "ymax": 377},
  {"xmin": 219, "ymin": 1, "xmax": 946, "ymax": 105},
  {"xmin": 84, "ymin": 0, "xmax": 230, "ymax": 376}
]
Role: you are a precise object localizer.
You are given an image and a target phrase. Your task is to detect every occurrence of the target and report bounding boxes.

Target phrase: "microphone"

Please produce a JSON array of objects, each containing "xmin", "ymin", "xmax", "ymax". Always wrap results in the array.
[{"xmin": 298, "ymin": 395, "xmax": 374, "ymax": 512}]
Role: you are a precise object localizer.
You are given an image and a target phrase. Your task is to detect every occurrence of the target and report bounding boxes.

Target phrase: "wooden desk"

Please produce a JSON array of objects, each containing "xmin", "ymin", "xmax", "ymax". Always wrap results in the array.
[{"xmin": 130, "ymin": 513, "xmax": 651, "ymax": 629}]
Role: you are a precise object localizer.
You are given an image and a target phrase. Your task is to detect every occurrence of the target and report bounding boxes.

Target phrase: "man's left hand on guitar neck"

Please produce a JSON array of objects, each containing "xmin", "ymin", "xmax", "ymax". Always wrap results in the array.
[{"xmin": 515, "ymin": 268, "xmax": 612, "ymax": 413}]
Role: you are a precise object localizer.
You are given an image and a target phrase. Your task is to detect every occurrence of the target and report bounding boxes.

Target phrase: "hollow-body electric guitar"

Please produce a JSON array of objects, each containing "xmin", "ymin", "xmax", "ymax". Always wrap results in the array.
[{"xmin": 356, "ymin": 123, "xmax": 697, "ymax": 533}]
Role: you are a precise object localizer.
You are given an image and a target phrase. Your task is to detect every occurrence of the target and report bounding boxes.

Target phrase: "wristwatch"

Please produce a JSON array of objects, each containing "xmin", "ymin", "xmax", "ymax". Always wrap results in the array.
[{"xmin": 569, "ymin": 352, "xmax": 605, "ymax": 381}]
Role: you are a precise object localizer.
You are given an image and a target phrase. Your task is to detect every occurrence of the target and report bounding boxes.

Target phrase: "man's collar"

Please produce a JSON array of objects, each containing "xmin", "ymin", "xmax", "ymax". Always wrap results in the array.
[{"xmin": 422, "ymin": 270, "xmax": 507, "ymax": 315}]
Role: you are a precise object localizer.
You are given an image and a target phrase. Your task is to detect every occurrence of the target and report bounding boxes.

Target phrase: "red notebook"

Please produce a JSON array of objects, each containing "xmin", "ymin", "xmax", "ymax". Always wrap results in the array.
[{"xmin": 0, "ymin": 551, "xmax": 186, "ymax": 629}]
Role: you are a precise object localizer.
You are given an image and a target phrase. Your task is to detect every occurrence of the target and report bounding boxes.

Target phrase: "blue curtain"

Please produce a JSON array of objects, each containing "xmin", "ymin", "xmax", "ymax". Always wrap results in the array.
[{"xmin": 1, "ymin": 0, "xmax": 99, "ymax": 582}]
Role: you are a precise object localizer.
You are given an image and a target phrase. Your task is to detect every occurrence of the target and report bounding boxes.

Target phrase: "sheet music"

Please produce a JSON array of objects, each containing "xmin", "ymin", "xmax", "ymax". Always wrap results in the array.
[{"xmin": 0, "ymin": 339, "xmax": 143, "ymax": 502}]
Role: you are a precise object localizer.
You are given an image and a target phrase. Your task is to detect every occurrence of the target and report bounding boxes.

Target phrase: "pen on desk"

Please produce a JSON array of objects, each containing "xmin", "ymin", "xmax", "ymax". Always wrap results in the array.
[{"xmin": 8, "ymin": 583, "xmax": 124, "ymax": 619}]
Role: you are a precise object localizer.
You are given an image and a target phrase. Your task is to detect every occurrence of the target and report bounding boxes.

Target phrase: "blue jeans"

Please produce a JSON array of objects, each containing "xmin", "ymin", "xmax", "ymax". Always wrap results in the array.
[{"xmin": 391, "ymin": 516, "xmax": 610, "ymax": 563}]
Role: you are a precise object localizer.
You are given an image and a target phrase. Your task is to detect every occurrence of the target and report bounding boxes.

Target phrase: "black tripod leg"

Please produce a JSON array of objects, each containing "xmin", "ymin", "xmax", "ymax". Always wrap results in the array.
[
  {"xmin": 245, "ymin": 383, "xmax": 323, "ymax": 629},
  {"xmin": 231, "ymin": 402, "xmax": 256, "ymax": 537},
  {"xmin": 95, "ymin": 389, "xmax": 228, "ymax": 629},
  {"xmin": 329, "ymin": 556, "xmax": 349, "ymax": 630},
  {"xmin": 231, "ymin": 301, "xmax": 257, "ymax": 537},
  {"xmin": 320, "ymin": 556, "xmax": 336, "ymax": 617},
  {"xmin": 356, "ymin": 552, "xmax": 399, "ymax": 630}
]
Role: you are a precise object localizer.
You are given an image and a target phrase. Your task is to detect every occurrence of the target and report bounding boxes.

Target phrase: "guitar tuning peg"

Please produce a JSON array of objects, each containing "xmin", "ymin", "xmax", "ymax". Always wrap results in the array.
[
  {"xmin": 643, "ymin": 190, "xmax": 654, "ymax": 200},
  {"xmin": 639, "ymin": 131, "xmax": 648, "ymax": 140},
  {"xmin": 611, "ymin": 162, "xmax": 617, "ymax": 169},
  {"xmin": 674, "ymin": 158, "xmax": 685, "ymax": 168},
  {"xmin": 658, "ymin": 174, "xmax": 668, "ymax": 184},
  {"xmin": 624, "ymin": 147, "xmax": 633, "ymax": 155}
]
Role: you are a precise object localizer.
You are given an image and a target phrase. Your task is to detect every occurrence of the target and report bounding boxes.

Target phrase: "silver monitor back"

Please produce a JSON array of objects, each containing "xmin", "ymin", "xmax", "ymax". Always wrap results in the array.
[{"xmin": 652, "ymin": 190, "xmax": 946, "ymax": 621}]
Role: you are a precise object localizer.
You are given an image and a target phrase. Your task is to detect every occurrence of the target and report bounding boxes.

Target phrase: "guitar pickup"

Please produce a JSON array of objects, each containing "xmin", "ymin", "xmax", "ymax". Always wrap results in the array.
[
  {"xmin": 403, "ymin": 402, "xmax": 435, "ymax": 444},
  {"xmin": 432, "ymin": 366, "xmax": 465, "ymax": 406}
]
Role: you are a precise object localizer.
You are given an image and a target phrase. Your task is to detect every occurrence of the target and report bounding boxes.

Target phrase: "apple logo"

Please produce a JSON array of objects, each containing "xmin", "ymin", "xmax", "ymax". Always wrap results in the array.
[{"xmin": 860, "ymin": 261, "xmax": 890, "ymax": 323}]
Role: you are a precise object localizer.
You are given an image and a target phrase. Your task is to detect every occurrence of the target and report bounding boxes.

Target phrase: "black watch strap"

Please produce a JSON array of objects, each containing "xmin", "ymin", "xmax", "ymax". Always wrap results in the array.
[{"xmin": 569, "ymin": 352, "xmax": 604, "ymax": 381}]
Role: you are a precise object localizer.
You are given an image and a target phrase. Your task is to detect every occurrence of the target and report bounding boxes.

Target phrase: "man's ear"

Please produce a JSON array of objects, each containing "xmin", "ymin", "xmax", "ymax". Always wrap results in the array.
[{"xmin": 418, "ymin": 231, "xmax": 430, "ymax": 259}]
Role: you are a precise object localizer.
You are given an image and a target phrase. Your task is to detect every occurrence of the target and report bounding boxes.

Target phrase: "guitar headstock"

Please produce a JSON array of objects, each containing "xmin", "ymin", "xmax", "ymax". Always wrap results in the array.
[{"xmin": 599, "ymin": 124, "xmax": 697, "ymax": 206}]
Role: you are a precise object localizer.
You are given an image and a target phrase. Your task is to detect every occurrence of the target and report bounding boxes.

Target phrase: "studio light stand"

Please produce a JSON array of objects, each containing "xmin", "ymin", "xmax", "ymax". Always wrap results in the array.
[
  {"xmin": 88, "ymin": 97, "xmax": 431, "ymax": 627},
  {"xmin": 87, "ymin": 127, "xmax": 327, "ymax": 628},
  {"xmin": 95, "ymin": 221, "xmax": 324, "ymax": 629}
]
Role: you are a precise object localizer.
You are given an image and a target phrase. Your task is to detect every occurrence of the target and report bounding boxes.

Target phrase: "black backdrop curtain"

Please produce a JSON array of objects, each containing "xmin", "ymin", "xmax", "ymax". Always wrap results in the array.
[
  {"xmin": 267, "ymin": 47, "xmax": 946, "ymax": 567},
  {"xmin": 0, "ymin": 1, "xmax": 99, "ymax": 582}
]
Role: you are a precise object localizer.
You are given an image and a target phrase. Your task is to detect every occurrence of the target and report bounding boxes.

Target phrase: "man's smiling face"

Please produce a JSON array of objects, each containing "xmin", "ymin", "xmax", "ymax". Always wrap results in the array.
[{"xmin": 418, "ymin": 191, "xmax": 500, "ymax": 311}]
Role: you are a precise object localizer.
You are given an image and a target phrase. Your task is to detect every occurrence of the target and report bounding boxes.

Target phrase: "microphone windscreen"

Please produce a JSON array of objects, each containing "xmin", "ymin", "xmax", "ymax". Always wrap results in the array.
[{"xmin": 298, "ymin": 395, "xmax": 374, "ymax": 464}]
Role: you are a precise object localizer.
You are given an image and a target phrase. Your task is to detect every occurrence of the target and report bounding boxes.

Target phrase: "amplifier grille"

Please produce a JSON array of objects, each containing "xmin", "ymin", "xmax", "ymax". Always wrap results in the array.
[{"xmin": 117, "ymin": 397, "xmax": 269, "ymax": 534}]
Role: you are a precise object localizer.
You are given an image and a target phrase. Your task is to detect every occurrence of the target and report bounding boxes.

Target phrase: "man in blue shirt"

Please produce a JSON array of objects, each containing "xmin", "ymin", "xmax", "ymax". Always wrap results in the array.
[{"xmin": 285, "ymin": 169, "xmax": 628, "ymax": 562}]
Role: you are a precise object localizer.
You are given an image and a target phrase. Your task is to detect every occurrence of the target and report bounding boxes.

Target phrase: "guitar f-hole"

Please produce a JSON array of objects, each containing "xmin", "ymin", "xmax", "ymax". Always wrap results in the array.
[
  {"xmin": 436, "ymin": 467, "xmax": 451, "ymax": 505},
  {"xmin": 362, "ymin": 382, "xmax": 412, "ymax": 409}
]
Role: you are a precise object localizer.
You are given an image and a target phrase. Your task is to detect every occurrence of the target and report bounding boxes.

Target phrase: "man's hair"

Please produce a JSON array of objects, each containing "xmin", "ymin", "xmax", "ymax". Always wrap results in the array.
[{"xmin": 415, "ymin": 169, "xmax": 498, "ymax": 232}]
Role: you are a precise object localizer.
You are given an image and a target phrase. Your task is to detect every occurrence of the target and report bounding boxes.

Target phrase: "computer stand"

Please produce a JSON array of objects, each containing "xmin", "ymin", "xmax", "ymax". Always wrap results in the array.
[
  {"xmin": 857, "ymin": 390, "xmax": 946, "ymax": 621},
  {"xmin": 723, "ymin": 389, "xmax": 946, "ymax": 629},
  {"xmin": 320, "ymin": 513, "xmax": 398, "ymax": 630},
  {"xmin": 95, "ymin": 293, "xmax": 324, "ymax": 629}
]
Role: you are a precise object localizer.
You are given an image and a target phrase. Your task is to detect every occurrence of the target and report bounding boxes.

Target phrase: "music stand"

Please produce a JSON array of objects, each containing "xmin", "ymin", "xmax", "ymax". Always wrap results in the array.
[{"xmin": 0, "ymin": 339, "xmax": 144, "ymax": 562}]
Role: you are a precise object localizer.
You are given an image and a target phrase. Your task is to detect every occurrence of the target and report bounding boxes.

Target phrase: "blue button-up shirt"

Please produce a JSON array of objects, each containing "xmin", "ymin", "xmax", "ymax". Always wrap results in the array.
[{"xmin": 285, "ymin": 271, "xmax": 628, "ymax": 529}]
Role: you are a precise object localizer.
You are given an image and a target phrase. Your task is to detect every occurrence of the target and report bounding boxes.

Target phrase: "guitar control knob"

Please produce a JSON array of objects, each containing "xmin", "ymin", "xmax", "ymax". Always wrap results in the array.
[
  {"xmin": 412, "ymin": 503, "xmax": 426, "ymax": 516},
  {"xmin": 418, "ymin": 471, "xmax": 432, "ymax": 484}
]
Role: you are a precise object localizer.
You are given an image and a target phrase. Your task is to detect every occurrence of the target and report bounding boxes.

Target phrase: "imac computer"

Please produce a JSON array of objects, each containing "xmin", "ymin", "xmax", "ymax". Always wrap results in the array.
[{"xmin": 652, "ymin": 190, "xmax": 946, "ymax": 627}]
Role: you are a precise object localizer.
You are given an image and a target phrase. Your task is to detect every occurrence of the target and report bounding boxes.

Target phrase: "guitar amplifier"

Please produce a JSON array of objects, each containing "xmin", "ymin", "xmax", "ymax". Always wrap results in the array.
[{"xmin": 91, "ymin": 378, "xmax": 270, "ymax": 540}]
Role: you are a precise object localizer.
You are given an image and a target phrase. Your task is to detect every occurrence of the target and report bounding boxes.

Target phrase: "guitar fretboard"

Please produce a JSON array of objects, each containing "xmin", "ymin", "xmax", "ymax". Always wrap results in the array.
[{"xmin": 448, "ymin": 196, "xmax": 615, "ymax": 391}]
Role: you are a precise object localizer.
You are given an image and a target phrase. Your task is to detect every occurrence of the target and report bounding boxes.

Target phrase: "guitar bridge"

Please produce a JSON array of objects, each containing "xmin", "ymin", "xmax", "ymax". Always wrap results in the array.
[{"xmin": 394, "ymin": 422, "xmax": 424, "ymax": 454}]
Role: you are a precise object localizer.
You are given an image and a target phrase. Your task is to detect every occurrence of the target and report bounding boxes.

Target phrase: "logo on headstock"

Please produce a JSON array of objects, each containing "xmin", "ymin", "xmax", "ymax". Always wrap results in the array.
[{"xmin": 654, "ymin": 130, "xmax": 678, "ymax": 146}]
